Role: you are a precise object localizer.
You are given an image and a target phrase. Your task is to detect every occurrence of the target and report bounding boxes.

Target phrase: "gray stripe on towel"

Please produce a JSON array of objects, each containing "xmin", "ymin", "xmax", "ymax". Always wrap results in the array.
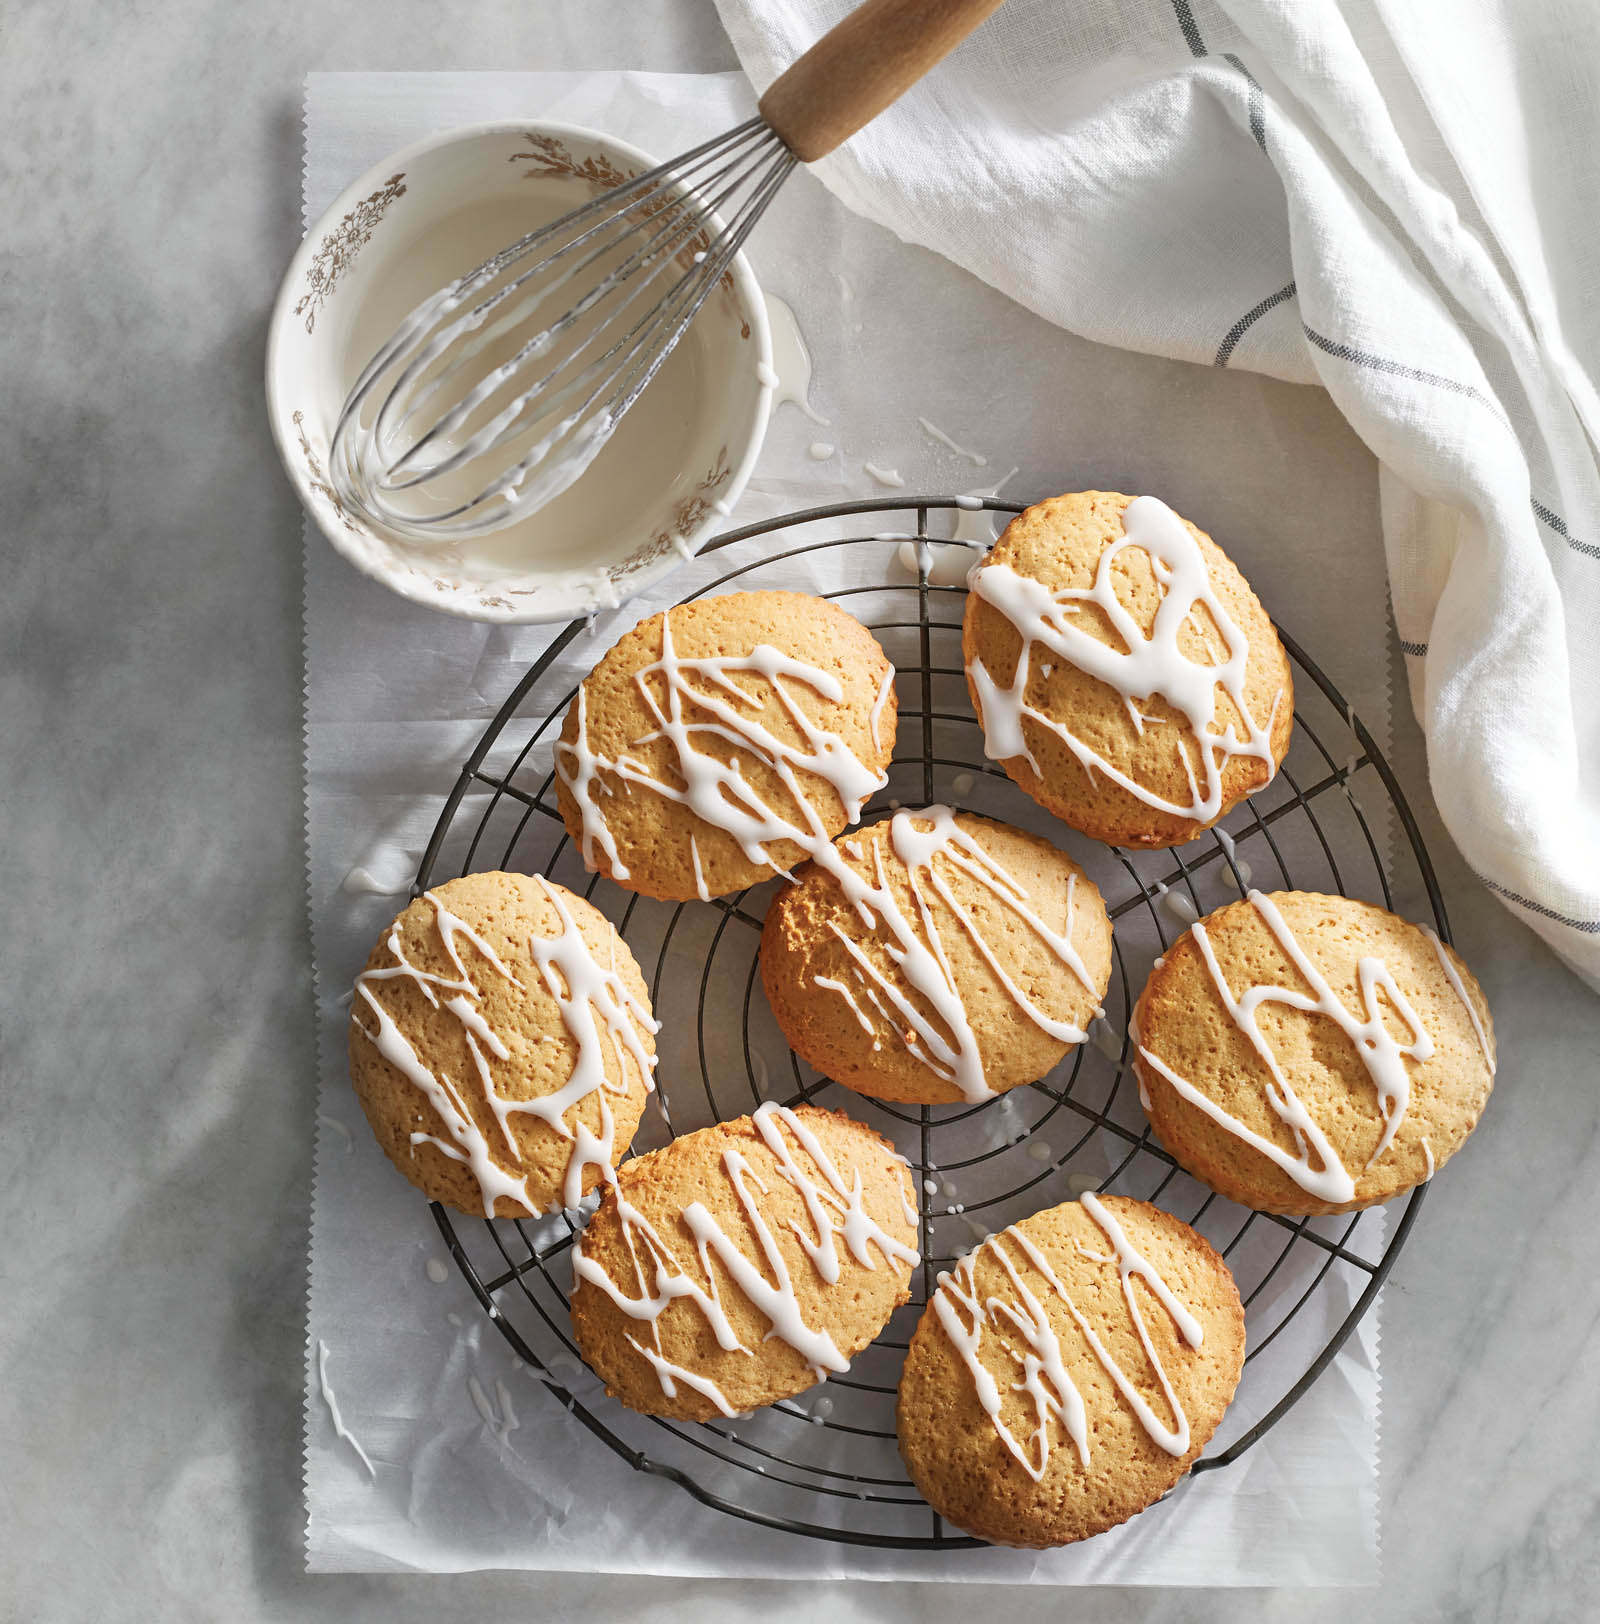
[
  {"xmin": 1171, "ymin": 0, "xmax": 1206, "ymax": 58},
  {"xmin": 1531, "ymin": 499, "xmax": 1600, "ymax": 562},
  {"xmin": 1216, "ymin": 281, "xmax": 1297, "ymax": 367},
  {"xmin": 1477, "ymin": 873, "xmax": 1600, "ymax": 933},
  {"xmin": 1302, "ymin": 325, "xmax": 1511, "ymax": 427},
  {"xmin": 1221, "ymin": 53, "xmax": 1267, "ymax": 152}
]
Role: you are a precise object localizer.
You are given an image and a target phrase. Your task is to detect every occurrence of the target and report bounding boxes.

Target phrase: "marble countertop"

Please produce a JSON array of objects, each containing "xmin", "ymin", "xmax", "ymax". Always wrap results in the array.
[{"xmin": 3, "ymin": 2, "xmax": 1593, "ymax": 1619}]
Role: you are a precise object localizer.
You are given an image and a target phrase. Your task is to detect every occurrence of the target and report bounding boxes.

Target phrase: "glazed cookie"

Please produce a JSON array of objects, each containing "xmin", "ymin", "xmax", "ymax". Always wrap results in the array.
[
  {"xmin": 347, "ymin": 872, "xmax": 657, "ymax": 1219},
  {"xmin": 570, "ymin": 1103, "xmax": 919, "ymax": 1420},
  {"xmin": 962, "ymin": 491, "xmax": 1293, "ymax": 848},
  {"xmin": 1133, "ymin": 891, "xmax": 1496, "ymax": 1216},
  {"xmin": 555, "ymin": 591, "xmax": 897, "ymax": 901},
  {"xmin": 760, "ymin": 806, "xmax": 1112, "ymax": 1105},
  {"xmin": 897, "ymin": 1195, "xmax": 1245, "ymax": 1547}
]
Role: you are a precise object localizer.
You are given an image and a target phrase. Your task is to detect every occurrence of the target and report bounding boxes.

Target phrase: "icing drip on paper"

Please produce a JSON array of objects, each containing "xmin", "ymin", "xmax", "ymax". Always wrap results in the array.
[
  {"xmin": 917, "ymin": 416, "xmax": 987, "ymax": 466},
  {"xmin": 950, "ymin": 467, "xmax": 1018, "ymax": 546},
  {"xmin": 966, "ymin": 496, "xmax": 1281, "ymax": 822},
  {"xmin": 351, "ymin": 881, "xmax": 658, "ymax": 1218},
  {"xmin": 556, "ymin": 611, "xmax": 890, "ymax": 885},
  {"xmin": 571, "ymin": 1102, "xmax": 919, "ymax": 1414},
  {"xmin": 316, "ymin": 1340, "xmax": 376, "ymax": 1478},
  {"xmin": 932, "ymin": 1194, "xmax": 1203, "ymax": 1481},
  {"xmin": 762, "ymin": 293, "xmax": 828, "ymax": 424},
  {"xmin": 467, "ymin": 1374, "xmax": 520, "ymax": 1445},
  {"xmin": 1137, "ymin": 892, "xmax": 1437, "ymax": 1205},
  {"xmin": 896, "ymin": 536, "xmax": 980, "ymax": 587},
  {"xmin": 317, "ymin": 1112, "xmax": 355, "ymax": 1156},
  {"xmin": 810, "ymin": 806, "xmax": 1103, "ymax": 1102}
]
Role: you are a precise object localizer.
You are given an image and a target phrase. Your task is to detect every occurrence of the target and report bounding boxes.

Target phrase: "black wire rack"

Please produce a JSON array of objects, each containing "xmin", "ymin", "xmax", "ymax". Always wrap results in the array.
[{"xmin": 413, "ymin": 496, "xmax": 1441, "ymax": 1551}]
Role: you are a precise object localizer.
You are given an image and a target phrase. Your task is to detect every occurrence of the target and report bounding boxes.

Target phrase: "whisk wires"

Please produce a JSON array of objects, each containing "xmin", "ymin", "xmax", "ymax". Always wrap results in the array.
[{"xmin": 328, "ymin": 118, "xmax": 795, "ymax": 543}]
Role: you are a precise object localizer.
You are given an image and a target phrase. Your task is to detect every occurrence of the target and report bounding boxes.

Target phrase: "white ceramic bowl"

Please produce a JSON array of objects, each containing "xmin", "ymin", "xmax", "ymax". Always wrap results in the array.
[{"xmin": 267, "ymin": 122, "xmax": 771, "ymax": 623}]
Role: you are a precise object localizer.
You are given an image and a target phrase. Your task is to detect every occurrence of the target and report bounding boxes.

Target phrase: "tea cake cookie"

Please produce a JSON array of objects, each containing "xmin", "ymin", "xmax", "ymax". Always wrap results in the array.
[
  {"xmin": 555, "ymin": 591, "xmax": 897, "ymax": 900},
  {"xmin": 963, "ymin": 491, "xmax": 1293, "ymax": 848},
  {"xmin": 570, "ymin": 1103, "xmax": 920, "ymax": 1420},
  {"xmin": 897, "ymin": 1195, "xmax": 1244, "ymax": 1547},
  {"xmin": 347, "ymin": 872, "xmax": 657, "ymax": 1219},
  {"xmin": 1133, "ymin": 890, "xmax": 1496, "ymax": 1215},
  {"xmin": 760, "ymin": 806, "xmax": 1112, "ymax": 1104}
]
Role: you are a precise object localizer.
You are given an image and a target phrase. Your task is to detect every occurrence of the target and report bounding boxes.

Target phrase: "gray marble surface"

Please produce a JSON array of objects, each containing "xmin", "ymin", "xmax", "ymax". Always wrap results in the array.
[{"xmin": 2, "ymin": 2, "xmax": 1595, "ymax": 1620}]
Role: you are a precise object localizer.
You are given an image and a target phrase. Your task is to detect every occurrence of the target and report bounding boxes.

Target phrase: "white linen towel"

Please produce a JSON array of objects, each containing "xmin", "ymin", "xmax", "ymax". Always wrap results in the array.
[{"xmin": 715, "ymin": 0, "xmax": 1600, "ymax": 986}]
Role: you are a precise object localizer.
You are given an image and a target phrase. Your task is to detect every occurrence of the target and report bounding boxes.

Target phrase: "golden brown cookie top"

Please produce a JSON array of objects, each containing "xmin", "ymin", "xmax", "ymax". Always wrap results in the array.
[
  {"xmin": 1134, "ymin": 890, "xmax": 1496, "ymax": 1215},
  {"xmin": 346, "ymin": 872, "xmax": 657, "ymax": 1218},
  {"xmin": 760, "ymin": 807, "xmax": 1113, "ymax": 1105},
  {"xmin": 897, "ymin": 1195, "xmax": 1245, "ymax": 1547},
  {"xmin": 554, "ymin": 591, "xmax": 897, "ymax": 901},
  {"xmin": 569, "ymin": 1103, "xmax": 919, "ymax": 1421},
  {"xmin": 962, "ymin": 492, "xmax": 1293, "ymax": 848}
]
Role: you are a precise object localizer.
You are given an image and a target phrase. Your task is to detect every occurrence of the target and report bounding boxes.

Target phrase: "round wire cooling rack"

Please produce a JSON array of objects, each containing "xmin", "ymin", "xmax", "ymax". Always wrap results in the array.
[{"xmin": 413, "ymin": 495, "xmax": 1445, "ymax": 1551}]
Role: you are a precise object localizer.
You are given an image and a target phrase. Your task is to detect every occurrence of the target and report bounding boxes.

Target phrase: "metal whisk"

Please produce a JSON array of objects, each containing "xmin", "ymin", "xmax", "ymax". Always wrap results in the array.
[{"xmin": 328, "ymin": 0, "xmax": 1005, "ymax": 543}]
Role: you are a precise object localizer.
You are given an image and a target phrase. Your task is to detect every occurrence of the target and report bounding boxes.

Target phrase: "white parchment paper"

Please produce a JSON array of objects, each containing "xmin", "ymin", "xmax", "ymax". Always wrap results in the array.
[{"xmin": 301, "ymin": 70, "xmax": 1397, "ymax": 1582}]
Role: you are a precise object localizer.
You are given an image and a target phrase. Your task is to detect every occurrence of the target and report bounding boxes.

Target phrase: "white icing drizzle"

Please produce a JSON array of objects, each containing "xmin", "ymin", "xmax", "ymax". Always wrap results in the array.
[
  {"xmin": 688, "ymin": 833, "xmax": 711, "ymax": 903},
  {"xmin": 571, "ymin": 1102, "xmax": 919, "ymax": 1412},
  {"xmin": 932, "ymin": 1194, "xmax": 1203, "ymax": 1481},
  {"xmin": 1422, "ymin": 927, "xmax": 1495, "ymax": 1073},
  {"xmin": 966, "ymin": 495, "xmax": 1281, "ymax": 821},
  {"xmin": 814, "ymin": 975, "xmax": 876, "ymax": 1035},
  {"xmin": 864, "ymin": 462, "xmax": 905, "ymax": 488},
  {"xmin": 351, "ymin": 882, "xmax": 657, "ymax": 1218},
  {"xmin": 808, "ymin": 441, "xmax": 835, "ymax": 461},
  {"xmin": 810, "ymin": 806, "xmax": 1103, "ymax": 1102},
  {"xmin": 935, "ymin": 1231, "xmax": 1090, "ymax": 1478},
  {"xmin": 1422, "ymin": 1137, "xmax": 1435, "ymax": 1180},
  {"xmin": 555, "ymin": 611, "xmax": 888, "ymax": 886},
  {"xmin": 869, "ymin": 665, "xmax": 895, "ymax": 752},
  {"xmin": 1138, "ymin": 891, "xmax": 1437, "ymax": 1205},
  {"xmin": 316, "ymin": 1340, "xmax": 376, "ymax": 1478},
  {"xmin": 521, "ymin": 880, "xmax": 660, "ymax": 1207}
]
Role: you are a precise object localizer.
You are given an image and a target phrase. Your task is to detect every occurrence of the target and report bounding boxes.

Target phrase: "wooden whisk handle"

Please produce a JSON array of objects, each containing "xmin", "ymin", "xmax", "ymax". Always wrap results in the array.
[{"xmin": 758, "ymin": 0, "xmax": 1007, "ymax": 163}]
